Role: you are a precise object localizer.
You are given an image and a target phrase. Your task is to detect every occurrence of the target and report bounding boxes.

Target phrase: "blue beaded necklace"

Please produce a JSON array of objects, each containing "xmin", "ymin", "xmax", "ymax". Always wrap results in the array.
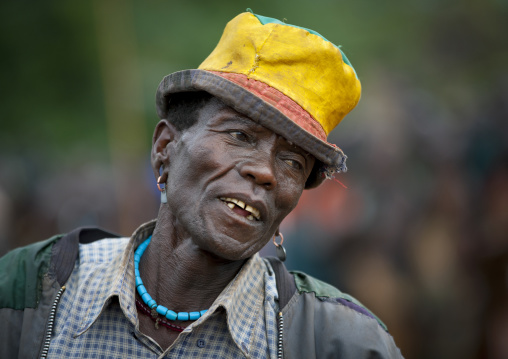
[{"xmin": 134, "ymin": 236, "xmax": 208, "ymax": 321}]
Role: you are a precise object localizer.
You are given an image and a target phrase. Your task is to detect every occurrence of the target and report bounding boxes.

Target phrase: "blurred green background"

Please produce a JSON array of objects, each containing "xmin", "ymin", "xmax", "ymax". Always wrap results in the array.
[{"xmin": 1, "ymin": 1, "xmax": 507, "ymax": 358}]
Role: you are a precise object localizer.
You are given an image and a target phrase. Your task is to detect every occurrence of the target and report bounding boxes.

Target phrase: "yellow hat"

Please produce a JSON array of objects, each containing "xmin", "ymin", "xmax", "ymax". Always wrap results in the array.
[{"xmin": 156, "ymin": 11, "xmax": 361, "ymax": 187}]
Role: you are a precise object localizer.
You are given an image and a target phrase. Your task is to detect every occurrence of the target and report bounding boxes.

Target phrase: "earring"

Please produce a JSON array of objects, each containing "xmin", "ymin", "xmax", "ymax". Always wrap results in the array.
[
  {"xmin": 157, "ymin": 176, "xmax": 167, "ymax": 204},
  {"xmin": 273, "ymin": 232, "xmax": 286, "ymax": 262}
]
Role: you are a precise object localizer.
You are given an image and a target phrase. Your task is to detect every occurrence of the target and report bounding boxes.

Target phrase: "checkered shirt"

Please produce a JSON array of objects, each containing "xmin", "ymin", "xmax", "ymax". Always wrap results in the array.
[{"xmin": 47, "ymin": 220, "xmax": 279, "ymax": 358}]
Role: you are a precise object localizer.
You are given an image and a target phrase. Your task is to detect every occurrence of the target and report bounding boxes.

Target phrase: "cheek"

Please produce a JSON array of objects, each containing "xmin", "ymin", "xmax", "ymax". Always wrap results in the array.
[
  {"xmin": 171, "ymin": 138, "xmax": 229, "ymax": 181},
  {"xmin": 274, "ymin": 177, "xmax": 305, "ymax": 218}
]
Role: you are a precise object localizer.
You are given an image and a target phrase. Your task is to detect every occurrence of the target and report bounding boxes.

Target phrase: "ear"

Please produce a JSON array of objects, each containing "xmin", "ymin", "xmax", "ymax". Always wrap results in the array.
[{"xmin": 151, "ymin": 119, "xmax": 179, "ymax": 181}]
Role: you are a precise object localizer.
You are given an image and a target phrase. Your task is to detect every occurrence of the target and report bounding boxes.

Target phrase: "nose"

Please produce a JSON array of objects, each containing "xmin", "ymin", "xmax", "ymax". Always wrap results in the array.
[{"xmin": 239, "ymin": 155, "xmax": 277, "ymax": 190}]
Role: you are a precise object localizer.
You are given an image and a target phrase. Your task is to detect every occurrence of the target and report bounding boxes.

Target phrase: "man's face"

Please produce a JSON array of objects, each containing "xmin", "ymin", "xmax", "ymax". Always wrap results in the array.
[{"xmin": 163, "ymin": 98, "xmax": 315, "ymax": 260}]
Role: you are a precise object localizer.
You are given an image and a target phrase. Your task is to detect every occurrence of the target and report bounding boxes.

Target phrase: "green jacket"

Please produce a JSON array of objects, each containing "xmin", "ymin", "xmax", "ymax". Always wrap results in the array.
[{"xmin": 0, "ymin": 228, "xmax": 403, "ymax": 358}]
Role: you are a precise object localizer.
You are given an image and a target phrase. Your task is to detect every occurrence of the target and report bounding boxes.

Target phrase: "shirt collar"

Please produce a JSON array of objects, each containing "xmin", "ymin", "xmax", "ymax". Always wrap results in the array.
[
  {"xmin": 195, "ymin": 252, "xmax": 268, "ymax": 356},
  {"xmin": 75, "ymin": 220, "xmax": 156, "ymax": 336},
  {"xmin": 75, "ymin": 220, "xmax": 270, "ymax": 357}
]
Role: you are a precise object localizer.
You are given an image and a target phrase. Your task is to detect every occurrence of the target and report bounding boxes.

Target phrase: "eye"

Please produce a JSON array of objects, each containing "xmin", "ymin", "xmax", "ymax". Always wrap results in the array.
[
  {"xmin": 229, "ymin": 131, "xmax": 249, "ymax": 142},
  {"xmin": 283, "ymin": 158, "xmax": 303, "ymax": 170}
]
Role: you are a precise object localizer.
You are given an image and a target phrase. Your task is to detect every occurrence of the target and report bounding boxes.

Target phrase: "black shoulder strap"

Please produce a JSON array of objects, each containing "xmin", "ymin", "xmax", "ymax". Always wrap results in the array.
[
  {"xmin": 51, "ymin": 227, "xmax": 121, "ymax": 286},
  {"xmin": 266, "ymin": 257, "xmax": 297, "ymax": 310}
]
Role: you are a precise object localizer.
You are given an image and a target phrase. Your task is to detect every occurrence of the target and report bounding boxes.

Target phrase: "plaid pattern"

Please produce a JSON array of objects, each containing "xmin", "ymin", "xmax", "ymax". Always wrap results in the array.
[{"xmin": 48, "ymin": 220, "xmax": 279, "ymax": 358}]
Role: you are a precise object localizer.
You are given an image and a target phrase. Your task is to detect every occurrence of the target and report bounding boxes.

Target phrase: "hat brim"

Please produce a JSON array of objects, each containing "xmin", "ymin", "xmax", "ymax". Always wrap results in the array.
[{"xmin": 156, "ymin": 69, "xmax": 345, "ymax": 188}]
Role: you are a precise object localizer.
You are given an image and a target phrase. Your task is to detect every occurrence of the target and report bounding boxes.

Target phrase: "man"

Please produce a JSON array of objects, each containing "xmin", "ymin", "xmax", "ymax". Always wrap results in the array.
[{"xmin": 0, "ymin": 11, "xmax": 403, "ymax": 358}]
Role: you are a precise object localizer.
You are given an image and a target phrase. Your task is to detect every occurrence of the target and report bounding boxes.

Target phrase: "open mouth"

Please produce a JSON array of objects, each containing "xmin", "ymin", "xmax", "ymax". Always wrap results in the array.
[{"xmin": 219, "ymin": 197, "xmax": 261, "ymax": 221}]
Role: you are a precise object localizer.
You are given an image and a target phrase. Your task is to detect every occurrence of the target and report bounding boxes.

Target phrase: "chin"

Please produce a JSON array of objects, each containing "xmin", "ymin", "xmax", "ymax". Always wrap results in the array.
[{"xmin": 197, "ymin": 232, "xmax": 266, "ymax": 262}]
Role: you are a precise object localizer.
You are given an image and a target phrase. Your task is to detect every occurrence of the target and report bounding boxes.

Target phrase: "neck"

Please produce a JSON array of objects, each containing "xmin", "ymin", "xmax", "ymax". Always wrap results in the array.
[{"xmin": 138, "ymin": 206, "xmax": 247, "ymax": 312}]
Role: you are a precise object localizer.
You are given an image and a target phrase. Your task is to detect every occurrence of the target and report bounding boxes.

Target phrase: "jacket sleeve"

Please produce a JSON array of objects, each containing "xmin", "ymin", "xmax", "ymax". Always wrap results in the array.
[
  {"xmin": 283, "ymin": 291, "xmax": 404, "ymax": 359},
  {"xmin": 0, "ymin": 235, "xmax": 62, "ymax": 359}
]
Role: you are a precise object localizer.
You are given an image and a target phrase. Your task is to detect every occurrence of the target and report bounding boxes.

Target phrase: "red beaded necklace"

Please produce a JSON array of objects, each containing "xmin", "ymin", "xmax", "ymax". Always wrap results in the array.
[{"xmin": 135, "ymin": 298, "xmax": 185, "ymax": 332}]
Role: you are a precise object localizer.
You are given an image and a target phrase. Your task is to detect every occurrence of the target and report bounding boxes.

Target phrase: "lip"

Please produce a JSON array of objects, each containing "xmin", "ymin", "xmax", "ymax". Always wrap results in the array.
[{"xmin": 217, "ymin": 192, "xmax": 267, "ymax": 222}]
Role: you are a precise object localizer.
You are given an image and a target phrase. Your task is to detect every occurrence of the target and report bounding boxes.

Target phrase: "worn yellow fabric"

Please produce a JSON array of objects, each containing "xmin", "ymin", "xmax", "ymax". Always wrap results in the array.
[{"xmin": 199, "ymin": 12, "xmax": 361, "ymax": 135}]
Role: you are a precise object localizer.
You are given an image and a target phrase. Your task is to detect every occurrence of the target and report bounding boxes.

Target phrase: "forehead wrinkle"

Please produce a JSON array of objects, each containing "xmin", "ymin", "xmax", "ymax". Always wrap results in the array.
[{"xmin": 207, "ymin": 111, "xmax": 265, "ymax": 133}]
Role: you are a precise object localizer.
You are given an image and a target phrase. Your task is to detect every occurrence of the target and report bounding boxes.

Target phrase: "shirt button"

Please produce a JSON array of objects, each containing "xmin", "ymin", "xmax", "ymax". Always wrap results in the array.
[{"xmin": 197, "ymin": 339, "xmax": 206, "ymax": 348}]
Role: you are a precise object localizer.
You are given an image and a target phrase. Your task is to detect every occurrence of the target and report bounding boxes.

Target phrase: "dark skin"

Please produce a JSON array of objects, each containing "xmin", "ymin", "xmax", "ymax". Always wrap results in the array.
[{"xmin": 139, "ymin": 98, "xmax": 315, "ymax": 350}]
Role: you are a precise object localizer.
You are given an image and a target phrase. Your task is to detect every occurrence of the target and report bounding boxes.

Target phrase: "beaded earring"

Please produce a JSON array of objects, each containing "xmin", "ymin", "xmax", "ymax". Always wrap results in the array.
[{"xmin": 157, "ymin": 176, "xmax": 167, "ymax": 204}]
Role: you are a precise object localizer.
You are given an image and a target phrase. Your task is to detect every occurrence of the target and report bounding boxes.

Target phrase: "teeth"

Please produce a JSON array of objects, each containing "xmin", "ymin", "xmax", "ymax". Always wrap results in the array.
[
  {"xmin": 245, "ymin": 205, "xmax": 260, "ymax": 219},
  {"xmin": 219, "ymin": 197, "xmax": 261, "ymax": 220}
]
